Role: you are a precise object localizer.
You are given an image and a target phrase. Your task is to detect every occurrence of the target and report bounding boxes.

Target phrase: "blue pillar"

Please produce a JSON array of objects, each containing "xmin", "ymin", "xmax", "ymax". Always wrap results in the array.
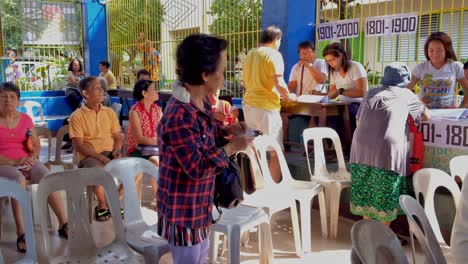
[
  {"xmin": 262, "ymin": 0, "xmax": 317, "ymax": 82},
  {"xmin": 82, "ymin": 0, "xmax": 108, "ymax": 76}
]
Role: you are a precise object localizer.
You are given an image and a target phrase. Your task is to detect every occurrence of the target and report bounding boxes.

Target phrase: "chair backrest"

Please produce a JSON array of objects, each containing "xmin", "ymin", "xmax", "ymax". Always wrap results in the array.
[
  {"xmin": 48, "ymin": 125, "xmax": 76, "ymax": 169},
  {"xmin": 53, "ymin": 125, "xmax": 68, "ymax": 164},
  {"xmin": 351, "ymin": 219, "xmax": 408, "ymax": 264},
  {"xmin": 34, "ymin": 127, "xmax": 52, "ymax": 163},
  {"xmin": 110, "ymin": 102, "xmax": 122, "ymax": 117},
  {"xmin": 399, "ymin": 195, "xmax": 447, "ymax": 264},
  {"xmin": 413, "ymin": 168, "xmax": 461, "ymax": 245},
  {"xmin": 302, "ymin": 127, "xmax": 348, "ymax": 179},
  {"xmin": 0, "ymin": 178, "xmax": 37, "ymax": 262},
  {"xmin": 450, "ymin": 155, "xmax": 468, "ymax": 183},
  {"xmin": 37, "ymin": 168, "xmax": 125, "ymax": 258},
  {"xmin": 104, "ymin": 158, "xmax": 158, "ymax": 225},
  {"xmin": 236, "ymin": 145, "xmax": 264, "ymax": 192},
  {"xmin": 252, "ymin": 135, "xmax": 294, "ymax": 186},
  {"xmin": 21, "ymin": 100, "xmax": 44, "ymax": 122}
]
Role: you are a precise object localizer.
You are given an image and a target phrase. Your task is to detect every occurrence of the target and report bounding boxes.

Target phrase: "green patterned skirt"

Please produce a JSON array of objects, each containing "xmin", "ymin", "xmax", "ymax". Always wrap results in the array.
[{"xmin": 350, "ymin": 163, "xmax": 409, "ymax": 222}]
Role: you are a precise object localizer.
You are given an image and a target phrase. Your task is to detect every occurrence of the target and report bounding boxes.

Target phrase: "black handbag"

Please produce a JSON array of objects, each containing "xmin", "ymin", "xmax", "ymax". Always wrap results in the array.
[{"xmin": 212, "ymin": 155, "xmax": 244, "ymax": 222}]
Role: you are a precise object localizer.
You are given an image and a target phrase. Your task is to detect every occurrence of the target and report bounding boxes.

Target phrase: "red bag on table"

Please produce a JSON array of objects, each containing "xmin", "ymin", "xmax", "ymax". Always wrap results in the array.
[{"xmin": 408, "ymin": 116, "xmax": 424, "ymax": 174}]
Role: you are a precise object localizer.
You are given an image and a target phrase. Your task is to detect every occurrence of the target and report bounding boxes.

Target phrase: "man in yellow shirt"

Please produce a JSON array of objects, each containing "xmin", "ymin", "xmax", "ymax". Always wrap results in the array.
[
  {"xmin": 242, "ymin": 25, "xmax": 295, "ymax": 183},
  {"xmin": 99, "ymin": 60, "xmax": 117, "ymax": 90},
  {"xmin": 69, "ymin": 76, "xmax": 122, "ymax": 222}
]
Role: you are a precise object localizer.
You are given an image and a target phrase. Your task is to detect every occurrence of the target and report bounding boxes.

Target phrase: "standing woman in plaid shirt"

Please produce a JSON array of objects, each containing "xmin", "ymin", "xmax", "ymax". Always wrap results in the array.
[{"xmin": 156, "ymin": 34, "xmax": 253, "ymax": 263}]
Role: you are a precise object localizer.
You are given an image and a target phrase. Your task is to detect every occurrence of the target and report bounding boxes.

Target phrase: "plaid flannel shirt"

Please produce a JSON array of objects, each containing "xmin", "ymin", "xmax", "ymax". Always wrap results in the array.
[{"xmin": 156, "ymin": 96, "xmax": 229, "ymax": 229}]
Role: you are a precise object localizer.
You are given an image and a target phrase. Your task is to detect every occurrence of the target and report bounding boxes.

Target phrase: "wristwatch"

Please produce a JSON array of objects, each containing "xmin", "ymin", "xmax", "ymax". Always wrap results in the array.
[
  {"xmin": 305, "ymin": 63, "xmax": 312, "ymax": 68},
  {"xmin": 338, "ymin": 88, "xmax": 345, "ymax": 95}
]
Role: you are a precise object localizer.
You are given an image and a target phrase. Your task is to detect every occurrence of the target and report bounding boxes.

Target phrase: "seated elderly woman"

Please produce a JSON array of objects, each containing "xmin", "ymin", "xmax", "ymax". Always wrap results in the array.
[
  {"xmin": 0, "ymin": 82, "xmax": 68, "ymax": 253},
  {"xmin": 125, "ymin": 79, "xmax": 162, "ymax": 200}
]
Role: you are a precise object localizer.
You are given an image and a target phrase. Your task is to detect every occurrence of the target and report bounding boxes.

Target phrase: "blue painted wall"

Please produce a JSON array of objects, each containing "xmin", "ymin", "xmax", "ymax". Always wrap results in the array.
[
  {"xmin": 262, "ymin": 0, "xmax": 316, "ymax": 83},
  {"xmin": 82, "ymin": 0, "xmax": 108, "ymax": 76}
]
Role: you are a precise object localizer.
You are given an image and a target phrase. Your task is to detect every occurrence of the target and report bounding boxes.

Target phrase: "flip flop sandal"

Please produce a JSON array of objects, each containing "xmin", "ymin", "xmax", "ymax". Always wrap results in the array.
[
  {"xmin": 58, "ymin": 222, "xmax": 68, "ymax": 239},
  {"xmin": 95, "ymin": 206, "xmax": 112, "ymax": 222},
  {"xmin": 16, "ymin": 234, "xmax": 26, "ymax": 253}
]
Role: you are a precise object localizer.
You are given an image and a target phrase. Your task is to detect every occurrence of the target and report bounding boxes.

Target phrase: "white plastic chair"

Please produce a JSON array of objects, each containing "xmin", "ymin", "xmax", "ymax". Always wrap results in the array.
[
  {"xmin": 450, "ymin": 155, "xmax": 468, "ymax": 183},
  {"xmin": 351, "ymin": 219, "xmax": 409, "ymax": 264},
  {"xmin": 248, "ymin": 135, "xmax": 327, "ymax": 255},
  {"xmin": 104, "ymin": 158, "xmax": 170, "ymax": 263},
  {"xmin": 36, "ymin": 168, "xmax": 144, "ymax": 263},
  {"xmin": 303, "ymin": 127, "xmax": 351, "ymax": 239},
  {"xmin": 20, "ymin": 101, "xmax": 48, "ymax": 128},
  {"xmin": 412, "ymin": 168, "xmax": 461, "ymax": 263},
  {"xmin": 209, "ymin": 205, "xmax": 273, "ymax": 264},
  {"xmin": 34, "ymin": 127, "xmax": 52, "ymax": 164},
  {"xmin": 45, "ymin": 125, "xmax": 76, "ymax": 169},
  {"xmin": 0, "ymin": 178, "xmax": 37, "ymax": 263},
  {"xmin": 399, "ymin": 195, "xmax": 447, "ymax": 264}
]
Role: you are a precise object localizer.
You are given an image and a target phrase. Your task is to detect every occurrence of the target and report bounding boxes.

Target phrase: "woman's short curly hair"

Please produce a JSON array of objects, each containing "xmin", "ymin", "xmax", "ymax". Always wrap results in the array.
[{"xmin": 176, "ymin": 34, "xmax": 228, "ymax": 85}]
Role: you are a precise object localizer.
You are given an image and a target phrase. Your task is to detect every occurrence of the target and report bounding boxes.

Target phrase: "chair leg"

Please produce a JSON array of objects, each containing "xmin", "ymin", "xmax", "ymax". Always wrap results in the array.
[
  {"xmin": 410, "ymin": 231, "xmax": 416, "ymax": 264},
  {"xmin": 143, "ymin": 245, "xmax": 162, "ymax": 264},
  {"xmin": 330, "ymin": 185, "xmax": 342, "ymax": 239},
  {"xmin": 209, "ymin": 231, "xmax": 220, "ymax": 264},
  {"xmin": 86, "ymin": 186, "xmax": 94, "ymax": 223},
  {"xmin": 0, "ymin": 197, "xmax": 5, "ymax": 239},
  {"xmin": 324, "ymin": 186, "xmax": 331, "ymax": 220},
  {"xmin": 258, "ymin": 222, "xmax": 273, "ymax": 264},
  {"xmin": 299, "ymin": 200, "xmax": 312, "ymax": 253},
  {"xmin": 228, "ymin": 225, "xmax": 241, "ymax": 264},
  {"xmin": 290, "ymin": 204, "xmax": 303, "ymax": 257},
  {"xmin": 317, "ymin": 190, "xmax": 328, "ymax": 238}
]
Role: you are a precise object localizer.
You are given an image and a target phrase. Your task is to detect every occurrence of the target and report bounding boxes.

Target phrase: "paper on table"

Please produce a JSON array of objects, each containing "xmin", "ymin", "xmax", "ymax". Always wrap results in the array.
[
  {"xmin": 297, "ymin": 95, "xmax": 325, "ymax": 103},
  {"xmin": 429, "ymin": 109, "xmax": 468, "ymax": 120}
]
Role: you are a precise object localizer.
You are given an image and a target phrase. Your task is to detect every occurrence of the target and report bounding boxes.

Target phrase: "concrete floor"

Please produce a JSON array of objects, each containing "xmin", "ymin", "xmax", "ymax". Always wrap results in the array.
[{"xmin": 0, "ymin": 138, "xmax": 425, "ymax": 263}]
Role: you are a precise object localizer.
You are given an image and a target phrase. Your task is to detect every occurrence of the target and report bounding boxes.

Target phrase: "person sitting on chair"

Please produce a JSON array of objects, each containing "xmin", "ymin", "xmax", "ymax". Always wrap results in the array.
[
  {"xmin": 125, "ymin": 79, "xmax": 162, "ymax": 200},
  {"xmin": 0, "ymin": 82, "xmax": 68, "ymax": 253},
  {"xmin": 69, "ymin": 76, "xmax": 122, "ymax": 222}
]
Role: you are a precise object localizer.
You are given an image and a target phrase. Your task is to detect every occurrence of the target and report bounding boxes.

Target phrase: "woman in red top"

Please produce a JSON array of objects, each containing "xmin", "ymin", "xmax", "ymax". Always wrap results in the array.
[
  {"xmin": 208, "ymin": 90, "xmax": 238, "ymax": 126},
  {"xmin": 126, "ymin": 79, "xmax": 162, "ymax": 199},
  {"xmin": 0, "ymin": 82, "xmax": 68, "ymax": 253}
]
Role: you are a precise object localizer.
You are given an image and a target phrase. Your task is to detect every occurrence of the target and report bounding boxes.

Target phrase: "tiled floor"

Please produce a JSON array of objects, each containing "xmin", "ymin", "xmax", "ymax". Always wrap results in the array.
[{"xmin": 1, "ymin": 138, "xmax": 425, "ymax": 263}]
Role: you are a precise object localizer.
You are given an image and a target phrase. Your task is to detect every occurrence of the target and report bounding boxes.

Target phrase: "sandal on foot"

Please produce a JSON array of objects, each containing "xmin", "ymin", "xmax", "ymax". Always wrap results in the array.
[
  {"xmin": 94, "ymin": 206, "xmax": 111, "ymax": 222},
  {"xmin": 16, "ymin": 234, "xmax": 26, "ymax": 253},
  {"xmin": 58, "ymin": 223, "xmax": 68, "ymax": 239}
]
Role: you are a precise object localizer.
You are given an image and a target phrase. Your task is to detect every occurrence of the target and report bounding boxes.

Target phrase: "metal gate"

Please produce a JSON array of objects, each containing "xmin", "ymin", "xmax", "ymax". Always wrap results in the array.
[
  {"xmin": 0, "ymin": 0, "xmax": 84, "ymax": 90},
  {"xmin": 108, "ymin": 0, "xmax": 262, "ymax": 97},
  {"xmin": 317, "ymin": 0, "xmax": 468, "ymax": 90}
]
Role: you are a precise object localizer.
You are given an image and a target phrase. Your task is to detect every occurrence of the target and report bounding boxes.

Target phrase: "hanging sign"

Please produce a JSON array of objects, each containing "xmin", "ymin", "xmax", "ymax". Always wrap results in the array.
[
  {"xmin": 317, "ymin": 19, "xmax": 360, "ymax": 41},
  {"xmin": 365, "ymin": 13, "xmax": 418, "ymax": 37}
]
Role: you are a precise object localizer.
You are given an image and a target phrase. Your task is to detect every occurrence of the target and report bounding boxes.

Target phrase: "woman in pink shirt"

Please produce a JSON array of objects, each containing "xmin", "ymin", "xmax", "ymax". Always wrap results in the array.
[{"xmin": 0, "ymin": 82, "xmax": 68, "ymax": 253}]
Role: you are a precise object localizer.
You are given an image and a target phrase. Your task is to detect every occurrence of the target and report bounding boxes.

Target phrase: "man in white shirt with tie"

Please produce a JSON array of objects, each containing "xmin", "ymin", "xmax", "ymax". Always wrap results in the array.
[{"xmin": 288, "ymin": 41, "xmax": 328, "ymax": 95}]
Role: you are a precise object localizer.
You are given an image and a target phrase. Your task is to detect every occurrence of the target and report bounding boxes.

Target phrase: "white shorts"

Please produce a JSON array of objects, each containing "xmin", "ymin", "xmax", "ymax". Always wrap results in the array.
[{"xmin": 243, "ymin": 103, "xmax": 284, "ymax": 149}]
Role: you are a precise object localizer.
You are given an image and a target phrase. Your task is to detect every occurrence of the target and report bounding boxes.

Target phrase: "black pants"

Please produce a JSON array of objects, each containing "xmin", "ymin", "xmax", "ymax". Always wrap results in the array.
[{"xmin": 65, "ymin": 87, "xmax": 82, "ymax": 111}]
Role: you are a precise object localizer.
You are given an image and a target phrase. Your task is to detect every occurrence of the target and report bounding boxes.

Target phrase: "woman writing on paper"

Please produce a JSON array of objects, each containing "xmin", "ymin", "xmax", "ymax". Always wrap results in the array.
[{"xmin": 322, "ymin": 42, "xmax": 368, "ymax": 128}]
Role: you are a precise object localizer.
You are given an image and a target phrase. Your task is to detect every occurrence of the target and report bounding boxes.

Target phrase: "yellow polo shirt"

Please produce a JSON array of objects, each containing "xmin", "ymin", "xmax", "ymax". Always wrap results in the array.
[
  {"xmin": 101, "ymin": 70, "xmax": 117, "ymax": 89},
  {"xmin": 69, "ymin": 104, "xmax": 121, "ymax": 160},
  {"xmin": 242, "ymin": 46, "xmax": 285, "ymax": 111}
]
